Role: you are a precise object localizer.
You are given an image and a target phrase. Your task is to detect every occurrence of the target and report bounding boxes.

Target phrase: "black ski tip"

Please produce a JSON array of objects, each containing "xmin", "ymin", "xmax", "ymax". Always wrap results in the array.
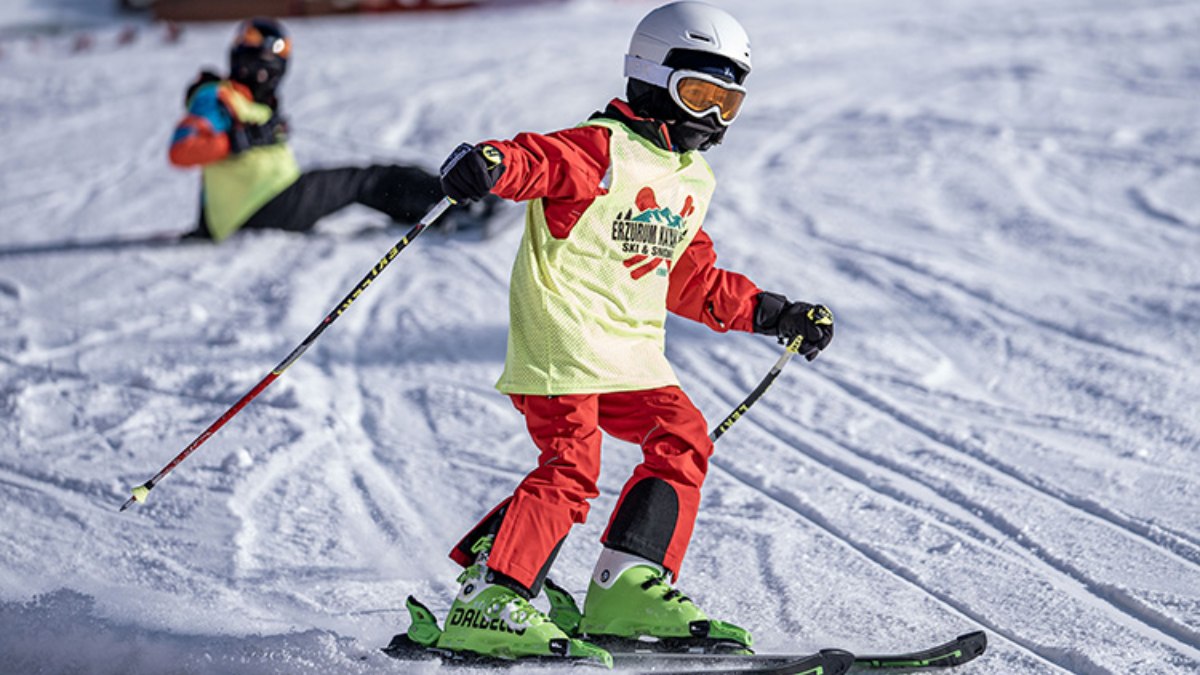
[
  {"xmin": 854, "ymin": 630, "xmax": 988, "ymax": 669},
  {"xmin": 952, "ymin": 630, "xmax": 988, "ymax": 665},
  {"xmin": 819, "ymin": 648, "xmax": 856, "ymax": 675}
]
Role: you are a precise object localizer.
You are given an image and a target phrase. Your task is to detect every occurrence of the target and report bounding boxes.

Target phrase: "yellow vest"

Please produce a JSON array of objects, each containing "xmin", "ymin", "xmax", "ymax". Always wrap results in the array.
[
  {"xmin": 202, "ymin": 82, "xmax": 301, "ymax": 241},
  {"xmin": 496, "ymin": 118, "xmax": 716, "ymax": 395}
]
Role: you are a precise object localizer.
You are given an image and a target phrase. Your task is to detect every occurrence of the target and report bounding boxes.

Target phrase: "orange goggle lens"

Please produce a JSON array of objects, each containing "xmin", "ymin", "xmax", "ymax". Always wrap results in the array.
[
  {"xmin": 239, "ymin": 25, "xmax": 292, "ymax": 59},
  {"xmin": 674, "ymin": 76, "xmax": 745, "ymax": 123}
]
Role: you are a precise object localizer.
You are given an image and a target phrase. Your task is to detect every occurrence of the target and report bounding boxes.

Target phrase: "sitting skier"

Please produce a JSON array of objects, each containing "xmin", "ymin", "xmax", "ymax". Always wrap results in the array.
[
  {"xmin": 426, "ymin": 1, "xmax": 834, "ymax": 665},
  {"xmin": 168, "ymin": 17, "xmax": 485, "ymax": 242}
]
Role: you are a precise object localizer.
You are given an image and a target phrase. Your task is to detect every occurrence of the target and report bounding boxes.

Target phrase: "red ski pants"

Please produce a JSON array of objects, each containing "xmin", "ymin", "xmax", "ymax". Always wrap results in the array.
[{"xmin": 449, "ymin": 386, "xmax": 713, "ymax": 591}]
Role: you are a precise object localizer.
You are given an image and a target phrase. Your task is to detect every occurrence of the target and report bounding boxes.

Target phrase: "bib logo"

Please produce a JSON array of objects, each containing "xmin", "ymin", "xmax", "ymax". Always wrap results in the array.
[{"xmin": 610, "ymin": 187, "xmax": 696, "ymax": 279}]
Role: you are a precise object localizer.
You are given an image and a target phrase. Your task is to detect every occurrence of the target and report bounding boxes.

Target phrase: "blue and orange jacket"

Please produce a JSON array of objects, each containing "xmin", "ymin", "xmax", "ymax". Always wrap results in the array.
[{"xmin": 169, "ymin": 78, "xmax": 300, "ymax": 241}]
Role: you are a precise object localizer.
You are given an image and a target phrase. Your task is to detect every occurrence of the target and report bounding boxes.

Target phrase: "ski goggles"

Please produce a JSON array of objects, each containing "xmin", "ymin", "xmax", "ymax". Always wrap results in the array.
[
  {"xmin": 670, "ymin": 70, "xmax": 746, "ymax": 125},
  {"xmin": 625, "ymin": 56, "xmax": 747, "ymax": 126}
]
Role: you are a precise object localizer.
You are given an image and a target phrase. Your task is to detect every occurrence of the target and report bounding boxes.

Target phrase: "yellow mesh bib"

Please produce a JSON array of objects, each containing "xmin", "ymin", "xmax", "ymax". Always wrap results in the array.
[
  {"xmin": 201, "ymin": 82, "xmax": 301, "ymax": 241},
  {"xmin": 496, "ymin": 118, "xmax": 716, "ymax": 395}
]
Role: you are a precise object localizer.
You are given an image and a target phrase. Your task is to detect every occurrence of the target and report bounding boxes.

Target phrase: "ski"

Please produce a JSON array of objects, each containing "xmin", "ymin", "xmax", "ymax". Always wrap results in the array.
[
  {"xmin": 382, "ymin": 594, "xmax": 852, "ymax": 673},
  {"xmin": 604, "ymin": 630, "xmax": 987, "ymax": 671},
  {"xmin": 383, "ymin": 633, "xmax": 853, "ymax": 674},
  {"xmin": 853, "ymin": 630, "xmax": 987, "ymax": 669},
  {"xmin": 0, "ymin": 231, "xmax": 195, "ymax": 257},
  {"xmin": 382, "ymin": 592, "xmax": 987, "ymax": 673}
]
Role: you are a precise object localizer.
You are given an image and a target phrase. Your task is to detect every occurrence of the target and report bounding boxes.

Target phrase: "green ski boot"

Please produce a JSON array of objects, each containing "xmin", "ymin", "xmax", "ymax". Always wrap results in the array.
[
  {"xmin": 576, "ymin": 548, "xmax": 752, "ymax": 653},
  {"xmin": 433, "ymin": 538, "xmax": 612, "ymax": 667}
]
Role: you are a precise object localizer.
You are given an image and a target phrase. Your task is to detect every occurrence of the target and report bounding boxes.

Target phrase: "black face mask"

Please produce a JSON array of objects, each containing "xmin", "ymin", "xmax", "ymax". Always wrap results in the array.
[
  {"xmin": 231, "ymin": 55, "xmax": 285, "ymax": 104},
  {"xmin": 668, "ymin": 116, "xmax": 727, "ymax": 152}
]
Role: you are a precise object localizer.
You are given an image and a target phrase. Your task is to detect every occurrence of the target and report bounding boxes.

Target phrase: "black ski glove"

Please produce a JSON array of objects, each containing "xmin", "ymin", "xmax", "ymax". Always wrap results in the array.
[
  {"xmin": 184, "ymin": 69, "xmax": 220, "ymax": 105},
  {"xmin": 753, "ymin": 292, "xmax": 834, "ymax": 361},
  {"xmin": 227, "ymin": 115, "xmax": 287, "ymax": 155},
  {"xmin": 440, "ymin": 143, "xmax": 505, "ymax": 202}
]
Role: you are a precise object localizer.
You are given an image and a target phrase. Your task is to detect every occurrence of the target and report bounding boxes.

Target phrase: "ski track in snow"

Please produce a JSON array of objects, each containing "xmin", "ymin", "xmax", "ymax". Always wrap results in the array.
[
  {"xmin": 696, "ymin": 364, "xmax": 1200, "ymax": 670},
  {"xmin": 1, "ymin": 1, "xmax": 1198, "ymax": 674}
]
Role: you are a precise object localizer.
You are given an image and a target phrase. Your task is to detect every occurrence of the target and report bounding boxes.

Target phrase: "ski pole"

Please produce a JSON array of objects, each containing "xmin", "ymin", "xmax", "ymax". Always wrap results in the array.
[
  {"xmin": 709, "ymin": 304, "xmax": 833, "ymax": 441},
  {"xmin": 119, "ymin": 197, "xmax": 455, "ymax": 512},
  {"xmin": 709, "ymin": 334, "xmax": 806, "ymax": 443}
]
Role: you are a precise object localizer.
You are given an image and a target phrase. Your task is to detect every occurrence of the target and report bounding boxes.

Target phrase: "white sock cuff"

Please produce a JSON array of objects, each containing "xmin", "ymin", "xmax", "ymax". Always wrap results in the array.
[{"xmin": 591, "ymin": 547, "xmax": 664, "ymax": 589}]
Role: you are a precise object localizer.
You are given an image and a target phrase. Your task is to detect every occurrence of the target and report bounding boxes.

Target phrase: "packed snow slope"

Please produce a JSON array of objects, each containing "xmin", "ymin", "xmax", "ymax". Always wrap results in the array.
[{"xmin": 2, "ymin": 1, "xmax": 1198, "ymax": 673}]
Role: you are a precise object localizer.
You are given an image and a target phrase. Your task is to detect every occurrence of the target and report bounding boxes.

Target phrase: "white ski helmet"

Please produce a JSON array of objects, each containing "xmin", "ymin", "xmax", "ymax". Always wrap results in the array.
[{"xmin": 624, "ymin": 1, "xmax": 752, "ymax": 87}]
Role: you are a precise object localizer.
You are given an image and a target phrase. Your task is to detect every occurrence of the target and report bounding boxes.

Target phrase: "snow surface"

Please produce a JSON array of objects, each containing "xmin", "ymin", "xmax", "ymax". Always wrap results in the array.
[{"xmin": 2, "ymin": 0, "xmax": 1199, "ymax": 673}]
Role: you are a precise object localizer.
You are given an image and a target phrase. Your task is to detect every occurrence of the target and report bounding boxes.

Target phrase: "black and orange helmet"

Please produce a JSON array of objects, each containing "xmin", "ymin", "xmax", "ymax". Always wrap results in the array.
[{"xmin": 229, "ymin": 17, "xmax": 291, "ymax": 100}]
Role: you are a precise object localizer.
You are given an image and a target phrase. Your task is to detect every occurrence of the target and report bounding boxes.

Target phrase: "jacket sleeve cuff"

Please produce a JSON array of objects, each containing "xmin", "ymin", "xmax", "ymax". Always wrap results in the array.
[{"xmin": 752, "ymin": 291, "xmax": 789, "ymax": 335}]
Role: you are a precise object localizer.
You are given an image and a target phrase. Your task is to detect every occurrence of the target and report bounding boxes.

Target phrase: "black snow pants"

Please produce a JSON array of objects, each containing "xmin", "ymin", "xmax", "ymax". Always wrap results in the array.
[
  {"xmin": 242, "ymin": 164, "xmax": 442, "ymax": 232},
  {"xmin": 191, "ymin": 164, "xmax": 442, "ymax": 239}
]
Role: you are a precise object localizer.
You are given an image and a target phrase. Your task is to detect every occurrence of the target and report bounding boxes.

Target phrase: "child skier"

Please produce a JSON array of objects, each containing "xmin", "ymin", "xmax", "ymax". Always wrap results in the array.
[
  {"xmin": 169, "ymin": 17, "xmax": 487, "ymax": 242},
  {"xmin": 430, "ymin": 1, "xmax": 834, "ymax": 665}
]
